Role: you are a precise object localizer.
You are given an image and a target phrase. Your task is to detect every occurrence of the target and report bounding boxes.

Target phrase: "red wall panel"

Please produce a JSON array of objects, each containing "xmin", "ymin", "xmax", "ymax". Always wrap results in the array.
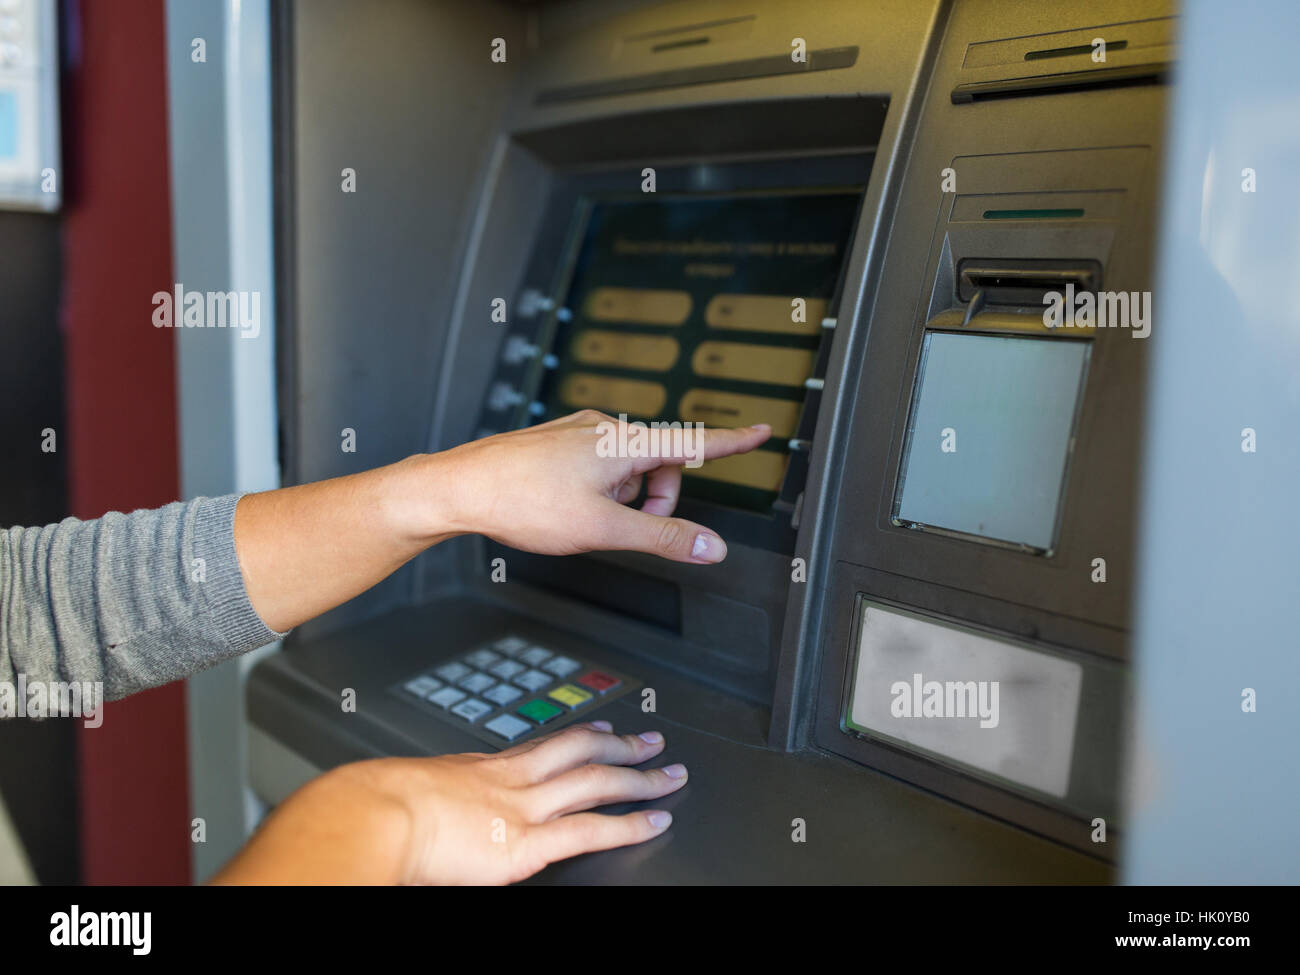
[{"xmin": 62, "ymin": 0, "xmax": 190, "ymax": 885}]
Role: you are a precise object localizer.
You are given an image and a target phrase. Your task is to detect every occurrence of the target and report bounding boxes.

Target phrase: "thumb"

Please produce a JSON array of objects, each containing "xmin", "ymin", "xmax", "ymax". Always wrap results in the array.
[{"xmin": 602, "ymin": 503, "xmax": 728, "ymax": 564}]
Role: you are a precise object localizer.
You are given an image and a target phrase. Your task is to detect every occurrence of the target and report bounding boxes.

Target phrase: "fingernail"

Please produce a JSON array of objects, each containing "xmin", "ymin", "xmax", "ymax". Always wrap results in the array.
[
  {"xmin": 662, "ymin": 763, "xmax": 687, "ymax": 779},
  {"xmin": 638, "ymin": 731, "xmax": 663, "ymax": 745},
  {"xmin": 647, "ymin": 811, "xmax": 672, "ymax": 829},
  {"xmin": 691, "ymin": 532, "xmax": 724, "ymax": 562},
  {"xmin": 590, "ymin": 720, "xmax": 613, "ymax": 732},
  {"xmin": 751, "ymin": 423, "xmax": 771, "ymax": 433}
]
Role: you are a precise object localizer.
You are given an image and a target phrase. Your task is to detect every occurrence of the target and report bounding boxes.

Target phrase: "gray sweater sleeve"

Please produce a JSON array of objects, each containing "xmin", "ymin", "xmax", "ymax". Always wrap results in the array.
[{"xmin": 0, "ymin": 493, "xmax": 285, "ymax": 702}]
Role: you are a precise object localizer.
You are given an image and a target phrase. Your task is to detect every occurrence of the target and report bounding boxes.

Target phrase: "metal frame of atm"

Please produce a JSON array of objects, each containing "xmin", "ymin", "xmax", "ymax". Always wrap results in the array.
[{"xmin": 254, "ymin": 0, "xmax": 1176, "ymax": 881}]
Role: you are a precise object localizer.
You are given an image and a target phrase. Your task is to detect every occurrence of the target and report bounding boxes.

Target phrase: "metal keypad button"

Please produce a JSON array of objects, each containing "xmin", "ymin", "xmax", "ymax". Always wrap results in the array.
[
  {"xmin": 513, "ymin": 669, "xmax": 552, "ymax": 692},
  {"xmin": 451, "ymin": 698, "xmax": 493, "ymax": 723},
  {"xmin": 458, "ymin": 671, "xmax": 496, "ymax": 695},
  {"xmin": 520, "ymin": 646, "xmax": 553, "ymax": 667},
  {"xmin": 435, "ymin": 661, "xmax": 472, "ymax": 683},
  {"xmin": 484, "ymin": 683, "xmax": 523, "ymax": 707},
  {"xmin": 543, "ymin": 655, "xmax": 580, "ymax": 678},
  {"xmin": 427, "ymin": 686, "xmax": 468, "ymax": 710}
]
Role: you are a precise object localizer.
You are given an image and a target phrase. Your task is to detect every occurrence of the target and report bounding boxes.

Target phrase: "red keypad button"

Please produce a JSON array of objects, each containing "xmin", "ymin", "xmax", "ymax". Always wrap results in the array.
[{"xmin": 576, "ymin": 670, "xmax": 621, "ymax": 694}]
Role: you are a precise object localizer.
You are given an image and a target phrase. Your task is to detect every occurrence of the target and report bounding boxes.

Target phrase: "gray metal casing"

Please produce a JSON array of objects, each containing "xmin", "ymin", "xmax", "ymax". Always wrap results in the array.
[{"xmin": 254, "ymin": 0, "xmax": 1180, "ymax": 881}]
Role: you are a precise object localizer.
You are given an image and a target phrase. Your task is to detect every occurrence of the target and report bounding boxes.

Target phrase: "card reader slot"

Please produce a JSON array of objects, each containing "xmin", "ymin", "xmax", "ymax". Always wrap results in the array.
[
  {"xmin": 957, "ymin": 259, "xmax": 1102, "ymax": 307},
  {"xmin": 951, "ymin": 62, "xmax": 1170, "ymax": 104}
]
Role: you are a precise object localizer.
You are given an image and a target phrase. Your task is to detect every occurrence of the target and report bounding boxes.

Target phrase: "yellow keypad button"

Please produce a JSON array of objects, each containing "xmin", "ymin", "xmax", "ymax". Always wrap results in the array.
[{"xmin": 547, "ymin": 683, "xmax": 594, "ymax": 710}]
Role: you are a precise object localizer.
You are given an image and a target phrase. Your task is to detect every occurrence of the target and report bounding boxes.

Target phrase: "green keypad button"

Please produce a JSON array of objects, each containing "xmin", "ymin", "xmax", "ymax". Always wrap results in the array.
[{"xmin": 517, "ymin": 698, "xmax": 563, "ymax": 725}]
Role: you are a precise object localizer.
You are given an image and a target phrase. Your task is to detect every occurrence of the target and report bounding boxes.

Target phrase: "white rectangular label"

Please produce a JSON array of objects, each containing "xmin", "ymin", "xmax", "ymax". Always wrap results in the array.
[{"xmin": 847, "ymin": 602, "xmax": 1082, "ymax": 798}]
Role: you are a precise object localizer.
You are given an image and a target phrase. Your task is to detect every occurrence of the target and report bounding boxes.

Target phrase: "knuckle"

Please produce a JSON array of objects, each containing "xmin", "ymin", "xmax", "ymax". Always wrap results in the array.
[
  {"xmin": 561, "ymin": 725, "xmax": 598, "ymax": 747},
  {"xmin": 484, "ymin": 754, "xmax": 525, "ymax": 784},
  {"xmin": 508, "ymin": 822, "xmax": 547, "ymax": 881},
  {"xmin": 514, "ymin": 789, "xmax": 547, "ymax": 825},
  {"xmin": 573, "ymin": 816, "xmax": 603, "ymax": 848},
  {"xmin": 574, "ymin": 762, "xmax": 608, "ymax": 789},
  {"xmin": 655, "ymin": 519, "xmax": 686, "ymax": 556}
]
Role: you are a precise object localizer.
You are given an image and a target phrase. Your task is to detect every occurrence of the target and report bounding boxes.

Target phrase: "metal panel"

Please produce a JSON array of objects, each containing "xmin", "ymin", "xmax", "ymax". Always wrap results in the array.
[{"xmin": 166, "ymin": 0, "xmax": 281, "ymax": 882}]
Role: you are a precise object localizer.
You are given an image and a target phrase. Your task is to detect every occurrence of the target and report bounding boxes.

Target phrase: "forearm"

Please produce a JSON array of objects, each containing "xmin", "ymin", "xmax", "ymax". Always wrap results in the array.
[
  {"xmin": 1, "ymin": 495, "xmax": 279, "ymax": 700},
  {"xmin": 210, "ymin": 764, "xmax": 411, "ymax": 885},
  {"xmin": 233, "ymin": 454, "xmax": 457, "ymax": 633}
]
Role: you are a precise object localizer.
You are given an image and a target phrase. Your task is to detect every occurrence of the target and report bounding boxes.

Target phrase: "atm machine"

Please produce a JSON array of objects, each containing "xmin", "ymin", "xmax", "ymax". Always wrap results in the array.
[{"xmin": 249, "ymin": 0, "xmax": 1175, "ymax": 881}]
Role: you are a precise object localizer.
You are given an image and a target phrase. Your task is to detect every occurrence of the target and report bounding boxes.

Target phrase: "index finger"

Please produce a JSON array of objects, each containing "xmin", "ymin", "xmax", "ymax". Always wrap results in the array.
[{"xmin": 629, "ymin": 422, "xmax": 772, "ymax": 472}]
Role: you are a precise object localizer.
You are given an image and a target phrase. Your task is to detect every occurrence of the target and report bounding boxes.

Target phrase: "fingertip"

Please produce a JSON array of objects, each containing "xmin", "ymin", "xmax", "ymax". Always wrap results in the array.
[
  {"xmin": 690, "ymin": 531, "xmax": 727, "ymax": 563},
  {"xmin": 646, "ymin": 810, "xmax": 672, "ymax": 830},
  {"xmin": 740, "ymin": 423, "xmax": 772, "ymax": 448},
  {"xmin": 589, "ymin": 720, "xmax": 613, "ymax": 732},
  {"xmin": 637, "ymin": 730, "xmax": 664, "ymax": 746}
]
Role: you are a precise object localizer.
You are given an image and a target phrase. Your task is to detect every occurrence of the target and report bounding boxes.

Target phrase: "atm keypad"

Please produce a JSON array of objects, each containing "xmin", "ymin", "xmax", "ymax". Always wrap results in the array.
[{"xmin": 392, "ymin": 635, "xmax": 637, "ymax": 747}]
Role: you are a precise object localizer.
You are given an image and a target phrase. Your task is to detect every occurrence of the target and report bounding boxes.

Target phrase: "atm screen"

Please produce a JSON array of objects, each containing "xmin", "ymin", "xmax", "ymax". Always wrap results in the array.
[
  {"xmin": 537, "ymin": 190, "xmax": 862, "ymax": 513},
  {"xmin": 893, "ymin": 331, "xmax": 1090, "ymax": 552}
]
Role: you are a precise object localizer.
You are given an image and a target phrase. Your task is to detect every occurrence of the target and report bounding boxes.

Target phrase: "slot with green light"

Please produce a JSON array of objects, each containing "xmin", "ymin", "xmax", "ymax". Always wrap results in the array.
[{"xmin": 982, "ymin": 208, "xmax": 1086, "ymax": 220}]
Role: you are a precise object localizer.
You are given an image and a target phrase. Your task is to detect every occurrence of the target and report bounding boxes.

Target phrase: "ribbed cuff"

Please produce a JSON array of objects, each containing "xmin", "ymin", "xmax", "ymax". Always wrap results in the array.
[{"xmin": 192, "ymin": 493, "xmax": 290, "ymax": 654}]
